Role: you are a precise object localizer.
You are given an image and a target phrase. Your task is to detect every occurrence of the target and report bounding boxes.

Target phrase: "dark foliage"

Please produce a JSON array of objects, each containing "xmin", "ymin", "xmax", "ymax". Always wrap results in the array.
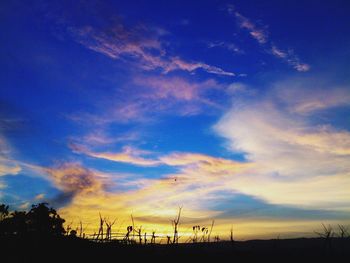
[{"xmin": 0, "ymin": 203, "xmax": 65, "ymax": 237}]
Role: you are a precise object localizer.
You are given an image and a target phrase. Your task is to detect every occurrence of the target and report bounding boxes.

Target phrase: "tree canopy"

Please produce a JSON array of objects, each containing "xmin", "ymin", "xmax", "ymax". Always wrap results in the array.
[{"xmin": 0, "ymin": 203, "xmax": 65, "ymax": 237}]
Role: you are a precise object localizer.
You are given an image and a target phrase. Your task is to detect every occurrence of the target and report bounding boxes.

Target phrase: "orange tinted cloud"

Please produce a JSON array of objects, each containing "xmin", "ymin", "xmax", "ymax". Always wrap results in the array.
[
  {"xmin": 70, "ymin": 143, "xmax": 161, "ymax": 166},
  {"xmin": 39, "ymin": 151, "xmax": 250, "ymax": 237}
]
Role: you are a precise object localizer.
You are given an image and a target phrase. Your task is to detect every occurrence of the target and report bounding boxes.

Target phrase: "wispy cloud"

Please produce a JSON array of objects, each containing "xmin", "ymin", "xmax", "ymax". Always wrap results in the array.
[
  {"xmin": 134, "ymin": 76, "xmax": 219, "ymax": 102},
  {"xmin": 274, "ymin": 80, "xmax": 350, "ymax": 114},
  {"xmin": 270, "ymin": 44, "xmax": 310, "ymax": 72},
  {"xmin": 208, "ymin": 41, "xmax": 244, "ymax": 54},
  {"xmin": 71, "ymin": 23, "xmax": 235, "ymax": 76},
  {"xmin": 70, "ymin": 142, "xmax": 248, "ymax": 174},
  {"xmin": 77, "ymin": 130, "xmax": 140, "ymax": 147},
  {"xmin": 0, "ymin": 135, "xmax": 21, "ymax": 177},
  {"xmin": 233, "ymin": 11, "xmax": 268, "ymax": 44},
  {"xmin": 70, "ymin": 143, "xmax": 161, "ymax": 166},
  {"xmin": 227, "ymin": 5, "xmax": 310, "ymax": 72},
  {"xmin": 68, "ymin": 76, "xmax": 224, "ymax": 127}
]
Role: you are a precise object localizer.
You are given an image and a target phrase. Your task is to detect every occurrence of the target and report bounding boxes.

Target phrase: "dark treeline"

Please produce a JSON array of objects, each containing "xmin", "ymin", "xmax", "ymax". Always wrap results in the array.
[
  {"xmin": 1, "ymin": 203, "xmax": 349, "ymax": 263},
  {"xmin": 0, "ymin": 203, "xmax": 65, "ymax": 237}
]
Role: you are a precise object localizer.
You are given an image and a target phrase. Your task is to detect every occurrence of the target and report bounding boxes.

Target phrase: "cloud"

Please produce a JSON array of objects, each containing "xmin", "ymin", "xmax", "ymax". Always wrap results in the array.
[
  {"xmin": 226, "ymin": 82, "xmax": 253, "ymax": 95},
  {"xmin": 270, "ymin": 45, "xmax": 287, "ymax": 58},
  {"xmin": 163, "ymin": 57, "xmax": 235, "ymax": 76},
  {"xmin": 35, "ymin": 193, "xmax": 45, "ymax": 200},
  {"xmin": 68, "ymin": 76, "xmax": 224, "ymax": 127},
  {"xmin": 42, "ymin": 162, "xmax": 109, "ymax": 206},
  {"xmin": 71, "ymin": 142, "xmax": 248, "ymax": 174},
  {"xmin": 15, "ymin": 149, "xmax": 249, "ymax": 237},
  {"xmin": 46, "ymin": 163, "xmax": 105, "ymax": 194},
  {"xmin": 208, "ymin": 41, "xmax": 244, "ymax": 54},
  {"xmin": 227, "ymin": 6, "xmax": 310, "ymax": 72},
  {"xmin": 67, "ymin": 145, "xmax": 253, "ymax": 215},
  {"xmin": 134, "ymin": 76, "xmax": 219, "ymax": 102},
  {"xmin": 77, "ymin": 130, "xmax": 140, "ymax": 147},
  {"xmin": 0, "ymin": 135, "xmax": 21, "ymax": 177},
  {"xmin": 233, "ymin": 11, "xmax": 268, "ymax": 44},
  {"xmin": 18, "ymin": 202, "xmax": 30, "ymax": 210},
  {"xmin": 214, "ymin": 78, "xmax": 350, "ymax": 209},
  {"xmin": 72, "ymin": 23, "xmax": 235, "ymax": 76},
  {"xmin": 274, "ymin": 80, "xmax": 350, "ymax": 114},
  {"xmin": 160, "ymin": 152, "xmax": 247, "ymax": 175},
  {"xmin": 0, "ymin": 161, "xmax": 21, "ymax": 177},
  {"xmin": 53, "ymin": 151, "xmax": 251, "ymax": 233},
  {"xmin": 70, "ymin": 143, "xmax": 161, "ymax": 166},
  {"xmin": 270, "ymin": 45, "xmax": 310, "ymax": 72},
  {"xmin": 52, "ymin": 147, "xmax": 349, "ymax": 239}
]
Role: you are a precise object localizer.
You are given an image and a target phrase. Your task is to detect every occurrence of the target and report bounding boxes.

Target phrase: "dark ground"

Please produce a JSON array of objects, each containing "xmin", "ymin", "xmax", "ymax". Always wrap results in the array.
[{"xmin": 1, "ymin": 236, "xmax": 349, "ymax": 263}]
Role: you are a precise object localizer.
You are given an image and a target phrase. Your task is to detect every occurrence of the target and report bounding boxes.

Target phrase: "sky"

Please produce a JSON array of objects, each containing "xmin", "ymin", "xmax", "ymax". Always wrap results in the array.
[{"xmin": 1, "ymin": 0, "xmax": 350, "ymax": 240}]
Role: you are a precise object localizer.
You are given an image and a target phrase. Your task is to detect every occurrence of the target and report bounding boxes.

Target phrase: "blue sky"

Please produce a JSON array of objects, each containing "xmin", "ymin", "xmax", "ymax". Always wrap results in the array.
[{"xmin": 1, "ymin": 0, "xmax": 350, "ymax": 239}]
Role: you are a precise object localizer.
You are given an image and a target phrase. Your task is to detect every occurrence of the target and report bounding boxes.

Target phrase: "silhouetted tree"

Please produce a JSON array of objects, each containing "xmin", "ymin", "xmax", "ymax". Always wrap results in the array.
[
  {"xmin": 9, "ymin": 211, "xmax": 28, "ymax": 235},
  {"xmin": 0, "ymin": 204, "xmax": 10, "ymax": 235},
  {"xmin": 0, "ymin": 204, "xmax": 9, "ymax": 220},
  {"xmin": 26, "ymin": 203, "xmax": 66, "ymax": 236},
  {"xmin": 0, "ymin": 203, "xmax": 66, "ymax": 237}
]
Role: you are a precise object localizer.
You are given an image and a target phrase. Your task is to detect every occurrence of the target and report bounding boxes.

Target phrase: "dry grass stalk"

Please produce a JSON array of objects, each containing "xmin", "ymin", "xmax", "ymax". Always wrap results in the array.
[
  {"xmin": 208, "ymin": 220, "xmax": 215, "ymax": 242},
  {"xmin": 172, "ymin": 206, "xmax": 182, "ymax": 244}
]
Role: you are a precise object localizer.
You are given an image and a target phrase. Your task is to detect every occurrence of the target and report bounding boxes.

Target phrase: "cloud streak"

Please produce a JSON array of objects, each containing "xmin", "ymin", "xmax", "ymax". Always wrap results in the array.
[
  {"xmin": 70, "ymin": 144, "xmax": 161, "ymax": 166},
  {"xmin": 233, "ymin": 11, "xmax": 268, "ymax": 44},
  {"xmin": 72, "ymin": 24, "xmax": 235, "ymax": 76},
  {"xmin": 70, "ymin": 143, "xmax": 249, "ymax": 175},
  {"xmin": 270, "ymin": 45, "xmax": 310, "ymax": 72},
  {"xmin": 228, "ymin": 6, "xmax": 310, "ymax": 72}
]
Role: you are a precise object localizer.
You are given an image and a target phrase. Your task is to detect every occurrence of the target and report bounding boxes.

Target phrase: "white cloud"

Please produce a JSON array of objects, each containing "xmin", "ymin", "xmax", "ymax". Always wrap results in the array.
[{"xmin": 214, "ymin": 79, "xmax": 350, "ymax": 209}]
